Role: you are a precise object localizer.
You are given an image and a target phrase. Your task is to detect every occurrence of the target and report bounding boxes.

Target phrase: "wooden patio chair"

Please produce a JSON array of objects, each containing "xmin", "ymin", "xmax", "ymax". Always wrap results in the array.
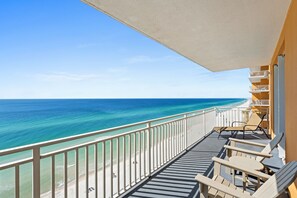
[
  {"xmin": 224, "ymin": 133, "xmax": 284, "ymax": 163},
  {"xmin": 195, "ymin": 158, "xmax": 297, "ymax": 198},
  {"xmin": 213, "ymin": 112, "xmax": 268, "ymax": 139}
]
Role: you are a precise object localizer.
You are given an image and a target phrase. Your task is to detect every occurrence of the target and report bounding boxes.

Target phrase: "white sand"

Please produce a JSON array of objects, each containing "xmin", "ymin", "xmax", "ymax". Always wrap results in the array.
[
  {"xmin": 237, "ymin": 99, "xmax": 251, "ymax": 108},
  {"xmin": 41, "ymin": 141, "xmax": 168, "ymax": 198}
]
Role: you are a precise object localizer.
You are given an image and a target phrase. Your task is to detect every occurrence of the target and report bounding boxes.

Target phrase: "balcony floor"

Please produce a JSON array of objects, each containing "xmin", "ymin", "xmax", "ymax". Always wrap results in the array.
[{"xmin": 121, "ymin": 131, "xmax": 285, "ymax": 198}]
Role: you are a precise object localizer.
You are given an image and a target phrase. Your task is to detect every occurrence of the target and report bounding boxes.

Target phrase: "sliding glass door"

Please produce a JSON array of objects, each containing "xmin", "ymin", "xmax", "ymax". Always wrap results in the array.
[{"xmin": 274, "ymin": 55, "xmax": 286, "ymax": 160}]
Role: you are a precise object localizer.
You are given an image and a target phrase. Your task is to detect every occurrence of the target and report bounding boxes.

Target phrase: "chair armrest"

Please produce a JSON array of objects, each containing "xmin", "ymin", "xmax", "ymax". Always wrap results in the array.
[
  {"xmin": 224, "ymin": 145, "xmax": 272, "ymax": 158},
  {"xmin": 212, "ymin": 157, "xmax": 270, "ymax": 180},
  {"xmin": 195, "ymin": 174, "xmax": 253, "ymax": 198},
  {"xmin": 229, "ymin": 138, "xmax": 267, "ymax": 148},
  {"xmin": 231, "ymin": 121, "xmax": 247, "ymax": 127}
]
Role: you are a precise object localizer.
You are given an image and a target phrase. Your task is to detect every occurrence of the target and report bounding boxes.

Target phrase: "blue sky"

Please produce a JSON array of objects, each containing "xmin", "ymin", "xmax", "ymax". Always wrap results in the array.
[{"xmin": 0, "ymin": 1, "xmax": 250, "ymax": 99}]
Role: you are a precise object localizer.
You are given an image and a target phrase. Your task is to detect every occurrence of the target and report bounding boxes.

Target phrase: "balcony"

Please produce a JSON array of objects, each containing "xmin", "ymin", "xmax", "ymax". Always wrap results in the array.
[
  {"xmin": 249, "ymin": 71, "xmax": 269, "ymax": 83},
  {"xmin": 250, "ymin": 100, "xmax": 270, "ymax": 107},
  {"xmin": 249, "ymin": 85, "xmax": 269, "ymax": 93},
  {"xmin": 0, "ymin": 105, "xmax": 282, "ymax": 198},
  {"xmin": 125, "ymin": 132, "xmax": 283, "ymax": 197}
]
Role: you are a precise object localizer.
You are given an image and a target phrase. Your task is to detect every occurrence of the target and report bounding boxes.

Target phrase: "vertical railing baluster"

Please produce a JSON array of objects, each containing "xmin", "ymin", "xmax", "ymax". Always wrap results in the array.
[
  {"xmin": 75, "ymin": 149, "xmax": 79, "ymax": 198},
  {"xmin": 103, "ymin": 142, "xmax": 106, "ymax": 197},
  {"xmin": 170, "ymin": 122, "xmax": 175, "ymax": 156},
  {"xmin": 117, "ymin": 138, "xmax": 120, "ymax": 195},
  {"xmin": 143, "ymin": 130, "xmax": 146, "ymax": 177},
  {"xmin": 64, "ymin": 152, "xmax": 68, "ymax": 198},
  {"xmin": 182, "ymin": 120, "xmax": 184, "ymax": 150},
  {"xmin": 167, "ymin": 123, "xmax": 169, "ymax": 159},
  {"xmin": 129, "ymin": 135, "xmax": 132, "ymax": 187},
  {"xmin": 184, "ymin": 115, "xmax": 188, "ymax": 148},
  {"xmin": 237, "ymin": 107, "xmax": 240, "ymax": 124},
  {"xmin": 85, "ymin": 147, "xmax": 89, "ymax": 198},
  {"xmin": 205, "ymin": 111, "xmax": 208, "ymax": 136},
  {"xmin": 123, "ymin": 136, "xmax": 126, "ymax": 190},
  {"xmin": 152, "ymin": 127, "xmax": 155, "ymax": 170},
  {"xmin": 232, "ymin": 109, "xmax": 234, "ymax": 125},
  {"xmin": 176, "ymin": 121, "xmax": 179, "ymax": 154},
  {"xmin": 177, "ymin": 121, "xmax": 180, "ymax": 153},
  {"xmin": 138, "ymin": 131, "xmax": 142, "ymax": 181},
  {"xmin": 164, "ymin": 125, "xmax": 167, "ymax": 162},
  {"xmin": 110, "ymin": 140, "xmax": 113, "ymax": 198},
  {"xmin": 203, "ymin": 110, "xmax": 206, "ymax": 136},
  {"xmin": 134, "ymin": 133, "xmax": 136, "ymax": 184},
  {"xmin": 158, "ymin": 126, "xmax": 161, "ymax": 167},
  {"xmin": 168, "ymin": 123, "xmax": 170, "ymax": 161},
  {"xmin": 173, "ymin": 122, "xmax": 177, "ymax": 157},
  {"xmin": 177, "ymin": 121, "xmax": 179, "ymax": 154},
  {"xmin": 94, "ymin": 144, "xmax": 98, "ymax": 198},
  {"xmin": 147, "ymin": 122, "xmax": 151, "ymax": 176},
  {"xmin": 155, "ymin": 127, "xmax": 158, "ymax": 168},
  {"xmin": 178, "ymin": 121, "xmax": 183, "ymax": 153},
  {"xmin": 181, "ymin": 120, "xmax": 183, "ymax": 151},
  {"xmin": 170, "ymin": 122, "xmax": 174, "ymax": 159},
  {"xmin": 52, "ymin": 155, "xmax": 56, "ymax": 198},
  {"xmin": 160, "ymin": 125, "xmax": 164, "ymax": 166}
]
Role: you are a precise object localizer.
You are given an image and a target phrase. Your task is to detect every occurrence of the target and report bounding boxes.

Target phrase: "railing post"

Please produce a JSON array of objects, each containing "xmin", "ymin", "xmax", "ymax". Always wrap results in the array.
[
  {"xmin": 214, "ymin": 108, "xmax": 217, "ymax": 126},
  {"xmin": 147, "ymin": 122, "xmax": 152, "ymax": 176},
  {"xmin": 237, "ymin": 107, "xmax": 240, "ymax": 125},
  {"xmin": 33, "ymin": 147, "xmax": 41, "ymax": 198},
  {"xmin": 184, "ymin": 114, "xmax": 188, "ymax": 148},
  {"xmin": 203, "ymin": 110, "xmax": 206, "ymax": 136}
]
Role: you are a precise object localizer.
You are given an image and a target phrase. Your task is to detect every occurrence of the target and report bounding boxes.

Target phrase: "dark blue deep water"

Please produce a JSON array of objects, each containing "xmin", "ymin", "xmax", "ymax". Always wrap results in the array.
[{"xmin": 0, "ymin": 99, "xmax": 245, "ymax": 150}]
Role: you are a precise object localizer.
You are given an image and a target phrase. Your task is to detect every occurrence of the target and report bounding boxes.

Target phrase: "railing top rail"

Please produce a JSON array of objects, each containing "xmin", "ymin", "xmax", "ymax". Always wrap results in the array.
[{"xmin": 0, "ymin": 106, "xmax": 218, "ymax": 156}]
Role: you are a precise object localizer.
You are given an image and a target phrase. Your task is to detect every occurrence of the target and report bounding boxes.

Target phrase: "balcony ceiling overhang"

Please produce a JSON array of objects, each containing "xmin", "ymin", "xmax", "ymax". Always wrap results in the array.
[{"xmin": 83, "ymin": 0, "xmax": 291, "ymax": 71}]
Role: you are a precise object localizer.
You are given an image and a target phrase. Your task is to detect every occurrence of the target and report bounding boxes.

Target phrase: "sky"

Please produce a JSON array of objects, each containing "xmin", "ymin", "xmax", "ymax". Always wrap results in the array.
[{"xmin": 0, "ymin": 0, "xmax": 250, "ymax": 99}]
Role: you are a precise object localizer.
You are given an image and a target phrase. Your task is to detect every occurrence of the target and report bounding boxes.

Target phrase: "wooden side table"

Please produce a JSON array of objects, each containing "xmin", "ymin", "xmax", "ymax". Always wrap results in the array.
[{"xmin": 229, "ymin": 156, "xmax": 264, "ymax": 190}]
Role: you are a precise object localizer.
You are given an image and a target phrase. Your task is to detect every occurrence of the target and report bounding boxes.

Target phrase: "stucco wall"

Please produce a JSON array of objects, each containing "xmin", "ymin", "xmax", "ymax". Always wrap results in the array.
[{"xmin": 270, "ymin": 0, "xmax": 297, "ymax": 196}]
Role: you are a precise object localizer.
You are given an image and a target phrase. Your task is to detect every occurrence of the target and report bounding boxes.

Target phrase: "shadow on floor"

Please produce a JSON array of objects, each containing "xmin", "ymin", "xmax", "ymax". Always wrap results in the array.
[
  {"xmin": 121, "ymin": 131, "xmax": 285, "ymax": 198},
  {"xmin": 122, "ymin": 132, "xmax": 230, "ymax": 198}
]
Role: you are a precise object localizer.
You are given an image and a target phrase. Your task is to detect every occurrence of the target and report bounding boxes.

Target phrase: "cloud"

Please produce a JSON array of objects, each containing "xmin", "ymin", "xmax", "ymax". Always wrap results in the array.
[{"xmin": 36, "ymin": 72, "xmax": 101, "ymax": 82}]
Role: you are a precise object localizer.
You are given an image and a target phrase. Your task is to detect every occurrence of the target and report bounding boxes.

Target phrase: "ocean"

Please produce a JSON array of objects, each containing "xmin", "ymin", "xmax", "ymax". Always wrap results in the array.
[
  {"xmin": 0, "ymin": 98, "xmax": 245, "ymax": 197},
  {"xmin": 0, "ymin": 98, "xmax": 244, "ymax": 150}
]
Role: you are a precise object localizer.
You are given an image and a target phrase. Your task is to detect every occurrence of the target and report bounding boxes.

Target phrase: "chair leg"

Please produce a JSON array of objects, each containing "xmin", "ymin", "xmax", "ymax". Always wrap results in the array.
[
  {"xmin": 218, "ymin": 131, "xmax": 222, "ymax": 139},
  {"xmin": 260, "ymin": 127, "xmax": 270, "ymax": 139},
  {"xmin": 200, "ymin": 183, "xmax": 208, "ymax": 198},
  {"xmin": 233, "ymin": 131, "xmax": 237, "ymax": 138},
  {"xmin": 243, "ymin": 131, "xmax": 245, "ymax": 139}
]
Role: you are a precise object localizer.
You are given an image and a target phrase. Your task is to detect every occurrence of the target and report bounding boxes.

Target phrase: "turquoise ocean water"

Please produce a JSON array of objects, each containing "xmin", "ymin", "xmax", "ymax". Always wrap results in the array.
[
  {"xmin": 0, "ymin": 99, "xmax": 245, "ymax": 150},
  {"xmin": 0, "ymin": 98, "xmax": 245, "ymax": 197}
]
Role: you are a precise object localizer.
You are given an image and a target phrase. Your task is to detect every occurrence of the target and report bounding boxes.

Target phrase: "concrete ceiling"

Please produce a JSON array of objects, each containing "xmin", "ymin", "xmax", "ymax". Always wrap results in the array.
[{"xmin": 82, "ymin": 0, "xmax": 291, "ymax": 71}]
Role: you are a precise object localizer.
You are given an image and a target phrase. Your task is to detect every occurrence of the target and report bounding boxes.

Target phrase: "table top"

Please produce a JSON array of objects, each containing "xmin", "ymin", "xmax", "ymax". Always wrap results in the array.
[{"xmin": 229, "ymin": 156, "xmax": 264, "ymax": 171}]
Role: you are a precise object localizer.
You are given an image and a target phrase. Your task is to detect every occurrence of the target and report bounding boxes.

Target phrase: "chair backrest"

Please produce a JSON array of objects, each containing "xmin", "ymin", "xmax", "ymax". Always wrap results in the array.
[
  {"xmin": 253, "ymin": 161, "xmax": 297, "ymax": 198},
  {"xmin": 256, "ymin": 133, "xmax": 284, "ymax": 162},
  {"xmin": 246, "ymin": 112, "xmax": 266, "ymax": 130}
]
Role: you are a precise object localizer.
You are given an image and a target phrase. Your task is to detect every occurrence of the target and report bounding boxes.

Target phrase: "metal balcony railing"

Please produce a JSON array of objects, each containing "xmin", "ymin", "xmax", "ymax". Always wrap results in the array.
[
  {"xmin": 249, "ymin": 71, "xmax": 269, "ymax": 78},
  {"xmin": 250, "ymin": 100, "xmax": 270, "ymax": 107},
  {"xmin": 215, "ymin": 107, "xmax": 251, "ymax": 127},
  {"xmin": 0, "ymin": 102, "xmax": 248, "ymax": 198},
  {"xmin": 250, "ymin": 85, "xmax": 269, "ymax": 93}
]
